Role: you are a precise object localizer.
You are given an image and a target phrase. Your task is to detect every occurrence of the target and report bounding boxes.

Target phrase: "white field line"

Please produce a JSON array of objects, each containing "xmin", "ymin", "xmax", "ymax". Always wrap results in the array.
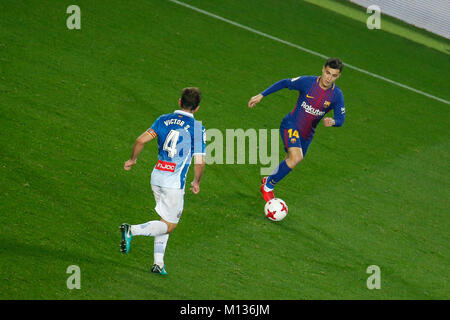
[{"xmin": 168, "ymin": 0, "xmax": 450, "ymax": 105}]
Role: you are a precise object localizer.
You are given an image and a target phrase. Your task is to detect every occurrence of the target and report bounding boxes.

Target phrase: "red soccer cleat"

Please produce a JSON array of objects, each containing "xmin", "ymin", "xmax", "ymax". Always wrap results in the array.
[{"xmin": 261, "ymin": 177, "xmax": 275, "ymax": 202}]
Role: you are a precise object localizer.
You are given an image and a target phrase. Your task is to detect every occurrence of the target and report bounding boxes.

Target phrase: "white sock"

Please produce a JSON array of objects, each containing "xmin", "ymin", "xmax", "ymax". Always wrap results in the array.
[
  {"xmin": 130, "ymin": 221, "xmax": 168, "ymax": 237},
  {"xmin": 154, "ymin": 234, "xmax": 169, "ymax": 267},
  {"xmin": 263, "ymin": 184, "xmax": 273, "ymax": 192}
]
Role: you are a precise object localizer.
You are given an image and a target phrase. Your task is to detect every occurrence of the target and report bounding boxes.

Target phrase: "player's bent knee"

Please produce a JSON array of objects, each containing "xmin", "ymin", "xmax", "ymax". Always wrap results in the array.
[
  {"xmin": 161, "ymin": 219, "xmax": 177, "ymax": 233},
  {"xmin": 287, "ymin": 152, "xmax": 303, "ymax": 167},
  {"xmin": 166, "ymin": 223, "xmax": 177, "ymax": 233},
  {"xmin": 293, "ymin": 154, "xmax": 303, "ymax": 165}
]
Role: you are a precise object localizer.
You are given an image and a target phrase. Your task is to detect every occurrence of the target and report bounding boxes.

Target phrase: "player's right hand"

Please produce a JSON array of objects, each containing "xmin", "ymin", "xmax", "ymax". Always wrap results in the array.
[
  {"xmin": 124, "ymin": 159, "xmax": 136, "ymax": 171},
  {"xmin": 248, "ymin": 94, "xmax": 263, "ymax": 108}
]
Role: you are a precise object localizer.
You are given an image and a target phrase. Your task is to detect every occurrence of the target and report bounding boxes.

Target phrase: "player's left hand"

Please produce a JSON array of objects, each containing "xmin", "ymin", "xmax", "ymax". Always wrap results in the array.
[
  {"xmin": 190, "ymin": 181, "xmax": 200, "ymax": 194},
  {"xmin": 323, "ymin": 117, "xmax": 335, "ymax": 127}
]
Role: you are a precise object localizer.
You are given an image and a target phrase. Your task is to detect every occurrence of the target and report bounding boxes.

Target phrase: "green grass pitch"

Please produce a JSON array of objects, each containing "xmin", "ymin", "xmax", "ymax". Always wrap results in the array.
[{"xmin": 0, "ymin": 0, "xmax": 449, "ymax": 299}]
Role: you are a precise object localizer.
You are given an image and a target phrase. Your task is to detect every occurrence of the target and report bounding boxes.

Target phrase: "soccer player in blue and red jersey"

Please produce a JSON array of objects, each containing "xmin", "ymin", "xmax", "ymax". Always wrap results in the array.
[{"xmin": 248, "ymin": 58, "xmax": 345, "ymax": 201}]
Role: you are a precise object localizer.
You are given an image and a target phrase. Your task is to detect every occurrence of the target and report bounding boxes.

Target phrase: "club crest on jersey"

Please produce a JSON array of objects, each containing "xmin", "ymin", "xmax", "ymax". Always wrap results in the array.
[
  {"xmin": 155, "ymin": 160, "xmax": 176, "ymax": 172},
  {"xmin": 323, "ymin": 101, "xmax": 331, "ymax": 107}
]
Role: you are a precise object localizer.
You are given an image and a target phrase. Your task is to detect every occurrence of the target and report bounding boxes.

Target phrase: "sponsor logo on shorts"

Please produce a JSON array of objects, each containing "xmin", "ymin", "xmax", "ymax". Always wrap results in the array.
[{"xmin": 155, "ymin": 160, "xmax": 176, "ymax": 172}]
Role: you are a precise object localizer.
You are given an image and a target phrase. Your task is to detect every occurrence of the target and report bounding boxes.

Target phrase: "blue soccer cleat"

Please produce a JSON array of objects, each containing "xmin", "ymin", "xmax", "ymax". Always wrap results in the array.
[
  {"xmin": 120, "ymin": 223, "xmax": 133, "ymax": 254},
  {"xmin": 151, "ymin": 264, "xmax": 168, "ymax": 275}
]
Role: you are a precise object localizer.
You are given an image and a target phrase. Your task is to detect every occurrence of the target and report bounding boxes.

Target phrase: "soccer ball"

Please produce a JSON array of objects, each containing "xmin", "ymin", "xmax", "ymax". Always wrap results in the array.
[{"xmin": 264, "ymin": 198, "xmax": 288, "ymax": 221}]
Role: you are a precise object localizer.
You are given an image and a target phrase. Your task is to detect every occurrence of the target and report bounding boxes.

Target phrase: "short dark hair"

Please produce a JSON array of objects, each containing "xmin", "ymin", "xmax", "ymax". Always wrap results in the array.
[
  {"xmin": 324, "ymin": 57, "xmax": 343, "ymax": 72},
  {"xmin": 180, "ymin": 87, "xmax": 201, "ymax": 110}
]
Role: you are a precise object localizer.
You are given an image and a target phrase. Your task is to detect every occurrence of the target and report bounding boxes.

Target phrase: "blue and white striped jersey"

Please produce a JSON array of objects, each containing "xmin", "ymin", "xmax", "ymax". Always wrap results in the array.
[{"xmin": 147, "ymin": 110, "xmax": 206, "ymax": 189}]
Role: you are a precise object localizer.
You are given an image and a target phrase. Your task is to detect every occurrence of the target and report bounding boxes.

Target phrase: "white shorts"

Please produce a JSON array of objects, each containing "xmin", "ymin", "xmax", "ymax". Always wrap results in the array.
[{"xmin": 151, "ymin": 184, "xmax": 185, "ymax": 224}]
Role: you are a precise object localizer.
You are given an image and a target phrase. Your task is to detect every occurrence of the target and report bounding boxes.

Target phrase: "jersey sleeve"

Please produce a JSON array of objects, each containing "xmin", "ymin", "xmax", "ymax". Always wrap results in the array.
[
  {"xmin": 147, "ymin": 116, "xmax": 162, "ymax": 138},
  {"xmin": 332, "ymin": 90, "xmax": 345, "ymax": 127},
  {"xmin": 287, "ymin": 76, "xmax": 308, "ymax": 91},
  {"xmin": 260, "ymin": 76, "xmax": 305, "ymax": 96},
  {"xmin": 193, "ymin": 122, "xmax": 206, "ymax": 156}
]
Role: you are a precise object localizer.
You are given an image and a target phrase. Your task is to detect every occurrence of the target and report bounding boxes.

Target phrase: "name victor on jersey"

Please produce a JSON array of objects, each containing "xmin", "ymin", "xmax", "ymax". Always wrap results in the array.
[
  {"xmin": 164, "ymin": 118, "xmax": 191, "ymax": 131},
  {"xmin": 301, "ymin": 101, "xmax": 325, "ymax": 116}
]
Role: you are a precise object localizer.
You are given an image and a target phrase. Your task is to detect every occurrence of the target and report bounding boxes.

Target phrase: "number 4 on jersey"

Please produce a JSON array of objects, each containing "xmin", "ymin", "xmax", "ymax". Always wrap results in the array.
[{"xmin": 163, "ymin": 130, "xmax": 180, "ymax": 158}]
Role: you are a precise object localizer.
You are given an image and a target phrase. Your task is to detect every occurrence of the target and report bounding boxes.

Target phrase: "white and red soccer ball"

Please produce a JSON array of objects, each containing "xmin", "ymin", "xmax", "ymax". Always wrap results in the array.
[{"xmin": 264, "ymin": 198, "xmax": 288, "ymax": 221}]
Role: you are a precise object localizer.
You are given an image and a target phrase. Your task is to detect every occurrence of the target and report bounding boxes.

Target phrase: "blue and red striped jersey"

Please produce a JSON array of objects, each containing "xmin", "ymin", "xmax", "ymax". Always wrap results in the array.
[{"xmin": 261, "ymin": 76, "xmax": 345, "ymax": 140}]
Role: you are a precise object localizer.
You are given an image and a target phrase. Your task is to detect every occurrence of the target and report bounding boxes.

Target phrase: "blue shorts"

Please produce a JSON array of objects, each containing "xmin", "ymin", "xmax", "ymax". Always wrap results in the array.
[{"xmin": 280, "ymin": 117, "xmax": 311, "ymax": 156}]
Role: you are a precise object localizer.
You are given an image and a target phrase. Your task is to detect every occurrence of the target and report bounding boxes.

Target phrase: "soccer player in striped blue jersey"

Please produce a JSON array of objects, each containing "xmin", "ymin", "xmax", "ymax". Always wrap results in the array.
[
  {"xmin": 121, "ymin": 87, "xmax": 206, "ymax": 275},
  {"xmin": 248, "ymin": 58, "xmax": 345, "ymax": 201}
]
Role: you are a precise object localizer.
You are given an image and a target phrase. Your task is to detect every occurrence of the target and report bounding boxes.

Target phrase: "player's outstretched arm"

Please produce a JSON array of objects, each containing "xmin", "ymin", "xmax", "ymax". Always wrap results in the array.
[
  {"xmin": 190, "ymin": 155, "xmax": 205, "ymax": 194},
  {"xmin": 124, "ymin": 131, "xmax": 155, "ymax": 171},
  {"xmin": 249, "ymin": 78, "xmax": 298, "ymax": 108}
]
